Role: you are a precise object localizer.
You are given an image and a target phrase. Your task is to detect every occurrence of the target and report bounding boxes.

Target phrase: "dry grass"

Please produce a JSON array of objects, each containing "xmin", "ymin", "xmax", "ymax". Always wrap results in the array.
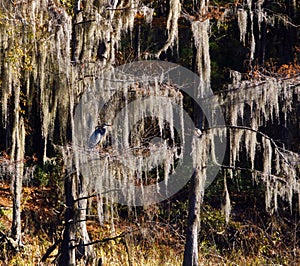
[{"xmin": 0, "ymin": 182, "xmax": 299, "ymax": 265}]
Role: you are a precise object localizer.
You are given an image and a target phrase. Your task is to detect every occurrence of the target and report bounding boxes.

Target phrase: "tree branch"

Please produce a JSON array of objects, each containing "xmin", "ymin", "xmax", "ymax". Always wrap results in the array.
[
  {"xmin": 226, "ymin": 125, "xmax": 296, "ymax": 168},
  {"xmin": 215, "ymin": 74, "xmax": 300, "ymax": 96},
  {"xmin": 73, "ymin": 194, "xmax": 96, "ymax": 203},
  {"xmin": 203, "ymin": 125, "xmax": 299, "ymax": 171},
  {"xmin": 214, "ymin": 163, "xmax": 288, "ymax": 184},
  {"xmin": 41, "ymin": 239, "xmax": 62, "ymax": 262},
  {"xmin": 70, "ymin": 230, "xmax": 138, "ymax": 249}
]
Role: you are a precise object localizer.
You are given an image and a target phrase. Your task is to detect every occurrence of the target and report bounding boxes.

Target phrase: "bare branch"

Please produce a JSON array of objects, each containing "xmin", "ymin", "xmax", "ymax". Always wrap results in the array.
[
  {"xmin": 41, "ymin": 239, "xmax": 62, "ymax": 262},
  {"xmin": 70, "ymin": 230, "xmax": 138, "ymax": 249}
]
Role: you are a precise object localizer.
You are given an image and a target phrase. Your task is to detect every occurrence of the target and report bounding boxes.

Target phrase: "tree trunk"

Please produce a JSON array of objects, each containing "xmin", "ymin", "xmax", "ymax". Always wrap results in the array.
[
  {"xmin": 59, "ymin": 173, "xmax": 96, "ymax": 266},
  {"xmin": 11, "ymin": 168, "xmax": 22, "ymax": 247},
  {"xmin": 134, "ymin": 24, "xmax": 141, "ymax": 60},
  {"xmin": 76, "ymin": 174, "xmax": 96, "ymax": 264},
  {"xmin": 11, "ymin": 110, "xmax": 25, "ymax": 248},
  {"xmin": 59, "ymin": 174, "xmax": 76, "ymax": 266},
  {"xmin": 183, "ymin": 170, "xmax": 201, "ymax": 266}
]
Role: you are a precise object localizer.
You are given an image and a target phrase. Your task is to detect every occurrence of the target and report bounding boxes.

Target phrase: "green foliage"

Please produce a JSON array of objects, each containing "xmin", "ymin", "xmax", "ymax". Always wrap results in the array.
[
  {"xmin": 0, "ymin": 221, "xmax": 5, "ymax": 232},
  {"xmin": 35, "ymin": 166, "xmax": 49, "ymax": 187},
  {"xmin": 59, "ymin": 0, "xmax": 74, "ymax": 15},
  {"xmin": 0, "ymin": 207, "xmax": 5, "ymax": 216},
  {"xmin": 34, "ymin": 160, "xmax": 63, "ymax": 189}
]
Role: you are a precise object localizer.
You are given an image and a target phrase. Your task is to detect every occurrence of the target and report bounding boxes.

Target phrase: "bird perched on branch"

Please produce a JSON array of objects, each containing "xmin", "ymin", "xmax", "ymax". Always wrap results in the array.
[{"xmin": 88, "ymin": 122, "xmax": 111, "ymax": 148}]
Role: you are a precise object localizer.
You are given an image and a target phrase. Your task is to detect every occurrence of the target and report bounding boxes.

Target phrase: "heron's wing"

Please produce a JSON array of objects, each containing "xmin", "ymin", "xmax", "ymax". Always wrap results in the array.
[
  {"xmin": 99, "ymin": 127, "xmax": 106, "ymax": 135},
  {"xmin": 88, "ymin": 131, "xmax": 101, "ymax": 148}
]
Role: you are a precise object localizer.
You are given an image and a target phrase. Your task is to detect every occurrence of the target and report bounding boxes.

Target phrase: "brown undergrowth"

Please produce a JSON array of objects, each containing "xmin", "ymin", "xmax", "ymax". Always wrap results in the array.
[{"xmin": 0, "ymin": 181, "xmax": 299, "ymax": 265}]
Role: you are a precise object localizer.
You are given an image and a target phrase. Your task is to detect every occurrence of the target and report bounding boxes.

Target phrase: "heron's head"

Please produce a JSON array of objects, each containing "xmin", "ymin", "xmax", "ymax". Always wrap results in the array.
[{"xmin": 100, "ymin": 122, "xmax": 111, "ymax": 129}]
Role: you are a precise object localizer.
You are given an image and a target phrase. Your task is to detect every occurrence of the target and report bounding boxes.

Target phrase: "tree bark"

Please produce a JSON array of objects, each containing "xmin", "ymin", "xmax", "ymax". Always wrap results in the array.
[
  {"xmin": 11, "ymin": 114, "xmax": 25, "ymax": 248},
  {"xmin": 76, "ymin": 174, "xmax": 96, "ymax": 264},
  {"xmin": 183, "ymin": 169, "xmax": 201, "ymax": 266},
  {"xmin": 59, "ymin": 173, "xmax": 76, "ymax": 266},
  {"xmin": 11, "ymin": 167, "xmax": 22, "ymax": 247},
  {"xmin": 59, "ymin": 172, "xmax": 95, "ymax": 266},
  {"xmin": 134, "ymin": 24, "xmax": 141, "ymax": 60}
]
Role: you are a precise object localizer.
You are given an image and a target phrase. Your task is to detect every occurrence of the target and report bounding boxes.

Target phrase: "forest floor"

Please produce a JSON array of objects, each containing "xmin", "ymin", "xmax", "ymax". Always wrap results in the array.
[{"xmin": 0, "ymin": 181, "xmax": 299, "ymax": 265}]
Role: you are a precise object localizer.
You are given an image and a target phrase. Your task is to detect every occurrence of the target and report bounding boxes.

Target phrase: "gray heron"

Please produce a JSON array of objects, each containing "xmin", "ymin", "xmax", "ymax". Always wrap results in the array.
[{"xmin": 88, "ymin": 122, "xmax": 111, "ymax": 148}]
